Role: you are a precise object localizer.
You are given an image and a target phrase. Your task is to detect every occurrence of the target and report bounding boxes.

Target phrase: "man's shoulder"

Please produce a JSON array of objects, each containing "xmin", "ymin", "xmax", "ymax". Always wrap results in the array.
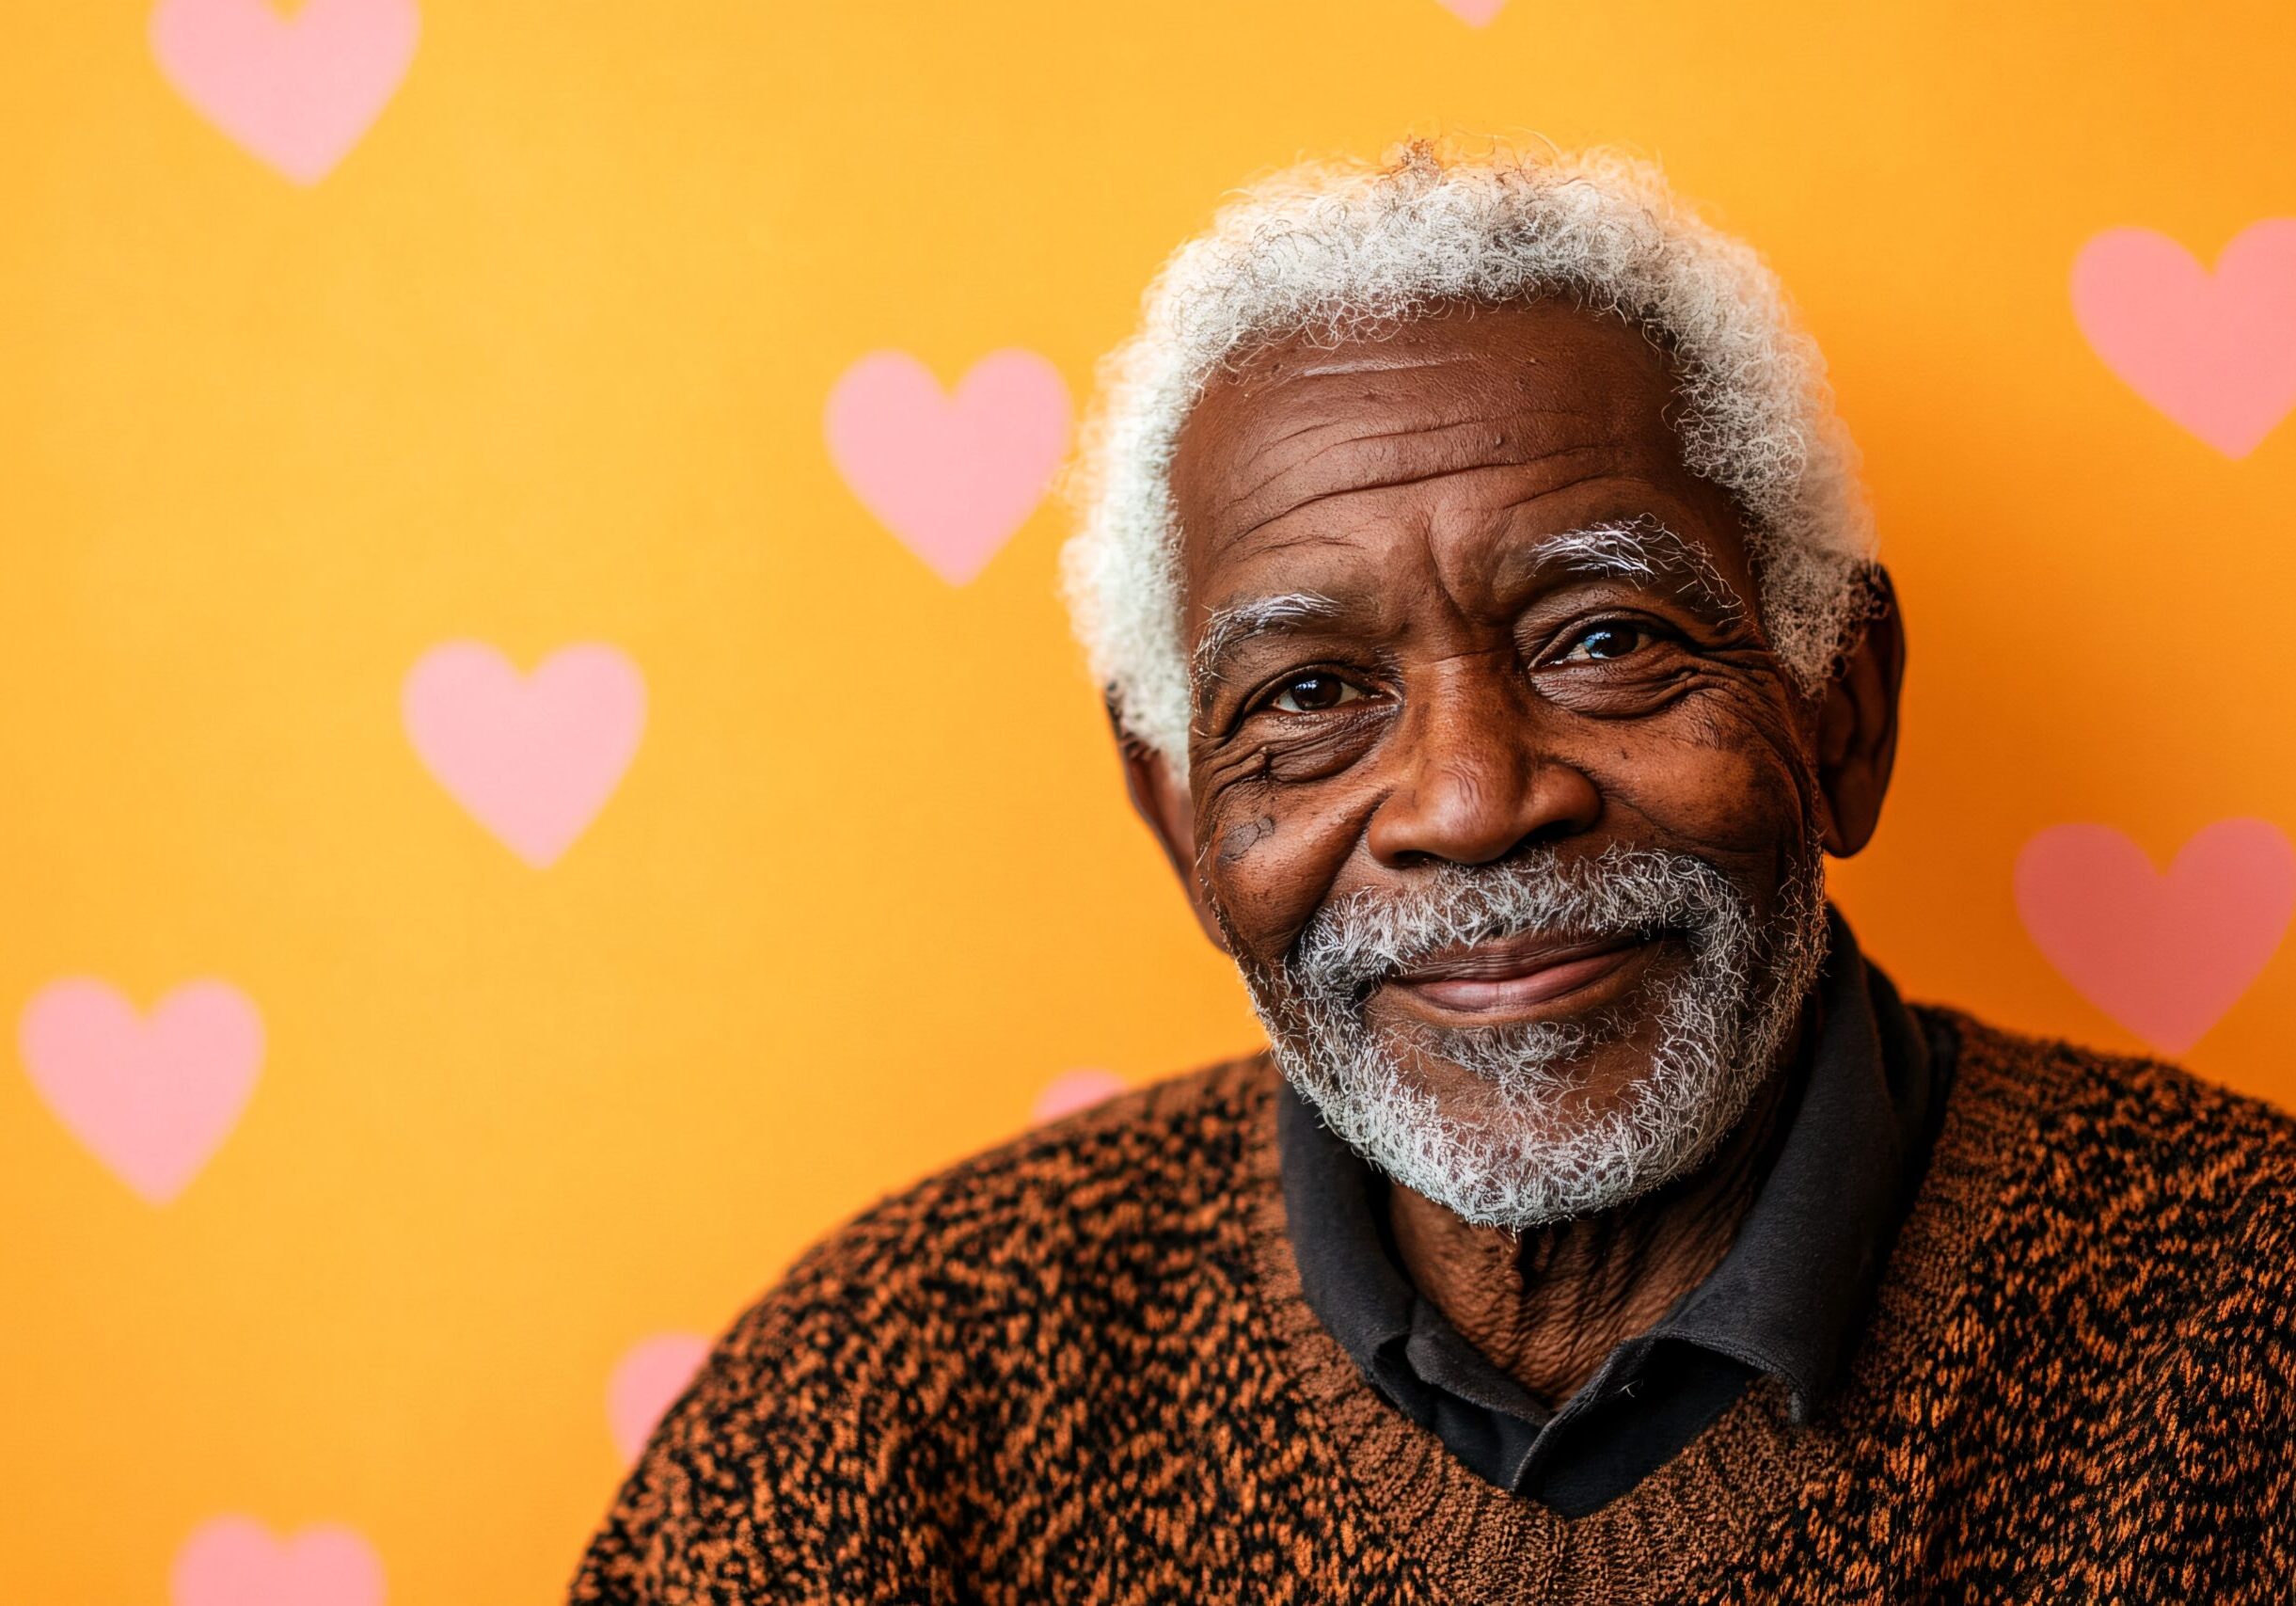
[
  {"xmin": 577, "ymin": 1057, "xmax": 1287, "ymax": 1598},
  {"xmin": 1912, "ymin": 999, "xmax": 2296, "ymax": 1260},
  {"xmin": 1897, "ymin": 1000, "xmax": 2296, "ymax": 1491},
  {"xmin": 721, "ymin": 1052, "xmax": 1278, "ymax": 1348}
]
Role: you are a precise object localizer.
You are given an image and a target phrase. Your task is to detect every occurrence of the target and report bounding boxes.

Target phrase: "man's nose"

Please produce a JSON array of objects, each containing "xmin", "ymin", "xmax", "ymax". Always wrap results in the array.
[{"xmin": 1364, "ymin": 673, "xmax": 1601, "ymax": 867}]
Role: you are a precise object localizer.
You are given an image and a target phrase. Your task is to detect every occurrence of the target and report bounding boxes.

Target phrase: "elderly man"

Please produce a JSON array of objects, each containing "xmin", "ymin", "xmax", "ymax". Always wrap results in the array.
[{"xmin": 573, "ymin": 143, "xmax": 2295, "ymax": 1603}]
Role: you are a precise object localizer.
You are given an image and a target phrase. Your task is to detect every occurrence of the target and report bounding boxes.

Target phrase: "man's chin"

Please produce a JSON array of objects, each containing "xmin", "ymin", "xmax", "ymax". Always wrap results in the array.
[{"xmin": 1380, "ymin": 1037, "xmax": 1650, "ymax": 1134}]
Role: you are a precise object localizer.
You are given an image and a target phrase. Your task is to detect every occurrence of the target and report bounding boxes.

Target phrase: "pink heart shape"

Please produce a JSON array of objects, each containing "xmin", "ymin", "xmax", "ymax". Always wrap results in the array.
[
  {"xmin": 1032, "ymin": 1067, "xmax": 1127, "ymax": 1123},
  {"xmin": 402, "ymin": 642, "xmax": 646, "ymax": 869},
  {"xmin": 20, "ymin": 978, "xmax": 263, "ymax": 1206},
  {"xmin": 2014, "ymin": 818, "xmax": 2295, "ymax": 1054},
  {"xmin": 172, "ymin": 1517, "xmax": 384, "ymax": 1606},
  {"xmin": 2071, "ymin": 220, "xmax": 2296, "ymax": 457},
  {"xmin": 825, "ymin": 349, "xmax": 1073, "ymax": 585},
  {"xmin": 607, "ymin": 1332, "xmax": 712, "ymax": 1462},
  {"xmin": 1436, "ymin": 0, "xmax": 1507, "ymax": 22},
  {"xmin": 150, "ymin": 0, "xmax": 420, "ymax": 185}
]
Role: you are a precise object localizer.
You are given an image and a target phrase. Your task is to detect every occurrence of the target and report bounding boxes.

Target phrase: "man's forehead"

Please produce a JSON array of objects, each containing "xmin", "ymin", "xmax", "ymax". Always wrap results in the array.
[{"xmin": 1169, "ymin": 301, "xmax": 1691, "ymax": 567}]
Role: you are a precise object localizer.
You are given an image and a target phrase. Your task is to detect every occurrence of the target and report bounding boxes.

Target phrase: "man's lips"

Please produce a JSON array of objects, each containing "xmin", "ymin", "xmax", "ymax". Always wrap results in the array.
[{"xmin": 1386, "ymin": 930, "xmax": 1658, "ymax": 1016}]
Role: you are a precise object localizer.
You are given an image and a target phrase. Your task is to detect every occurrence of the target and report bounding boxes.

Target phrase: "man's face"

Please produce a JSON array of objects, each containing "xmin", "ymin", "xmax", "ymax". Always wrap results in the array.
[{"xmin": 1151, "ymin": 298, "xmax": 1864, "ymax": 1226}]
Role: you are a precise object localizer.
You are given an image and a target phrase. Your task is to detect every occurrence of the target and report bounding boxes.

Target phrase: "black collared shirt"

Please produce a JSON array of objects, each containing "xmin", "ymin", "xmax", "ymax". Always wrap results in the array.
[{"xmin": 1277, "ymin": 902, "xmax": 1956, "ymax": 1518}]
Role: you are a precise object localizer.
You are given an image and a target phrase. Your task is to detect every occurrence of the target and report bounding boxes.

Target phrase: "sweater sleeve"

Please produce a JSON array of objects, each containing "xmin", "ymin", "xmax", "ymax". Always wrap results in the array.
[
  {"xmin": 2131, "ymin": 1117, "xmax": 2296, "ymax": 1604},
  {"xmin": 2192, "ymin": 1151, "xmax": 2296, "ymax": 1599},
  {"xmin": 566, "ymin": 1221, "xmax": 981, "ymax": 1606}
]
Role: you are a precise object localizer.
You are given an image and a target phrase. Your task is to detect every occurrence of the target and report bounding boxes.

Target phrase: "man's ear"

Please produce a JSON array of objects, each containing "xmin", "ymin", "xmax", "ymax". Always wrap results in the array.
[
  {"xmin": 1111, "ymin": 705, "xmax": 1231, "ymax": 954},
  {"xmin": 1813, "ymin": 564, "xmax": 1907, "ymax": 857}
]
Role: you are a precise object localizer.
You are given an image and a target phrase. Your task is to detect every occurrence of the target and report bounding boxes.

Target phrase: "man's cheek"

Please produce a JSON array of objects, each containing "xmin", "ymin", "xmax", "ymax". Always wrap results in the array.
[
  {"xmin": 1197, "ymin": 804, "xmax": 1354, "ymax": 963},
  {"xmin": 1214, "ymin": 812, "xmax": 1278, "ymax": 867},
  {"xmin": 1613, "ymin": 723, "xmax": 1812, "ymax": 863}
]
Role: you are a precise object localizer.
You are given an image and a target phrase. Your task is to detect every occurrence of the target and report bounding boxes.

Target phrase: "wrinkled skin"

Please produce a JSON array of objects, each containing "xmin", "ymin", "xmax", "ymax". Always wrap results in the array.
[{"xmin": 1116, "ymin": 298, "xmax": 1906, "ymax": 1401}]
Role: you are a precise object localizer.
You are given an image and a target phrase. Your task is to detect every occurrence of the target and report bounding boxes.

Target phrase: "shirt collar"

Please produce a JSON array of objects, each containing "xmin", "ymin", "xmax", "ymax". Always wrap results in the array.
[{"xmin": 1653, "ymin": 901, "xmax": 1936, "ymax": 1418}]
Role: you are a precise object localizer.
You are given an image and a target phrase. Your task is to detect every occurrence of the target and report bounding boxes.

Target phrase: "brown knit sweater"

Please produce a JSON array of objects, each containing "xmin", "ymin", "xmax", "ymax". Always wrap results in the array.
[{"xmin": 569, "ymin": 1005, "xmax": 2296, "ymax": 1603}]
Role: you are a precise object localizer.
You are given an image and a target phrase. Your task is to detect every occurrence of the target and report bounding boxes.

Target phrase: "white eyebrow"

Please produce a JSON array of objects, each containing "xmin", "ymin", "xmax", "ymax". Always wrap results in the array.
[
  {"xmin": 1529, "ymin": 517, "xmax": 1748, "ymax": 623},
  {"xmin": 1189, "ymin": 590, "xmax": 1346, "ymax": 707}
]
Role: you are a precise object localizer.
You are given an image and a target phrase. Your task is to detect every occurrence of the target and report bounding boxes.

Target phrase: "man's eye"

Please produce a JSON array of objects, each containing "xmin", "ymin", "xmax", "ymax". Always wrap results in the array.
[
  {"xmin": 1556, "ymin": 622, "xmax": 1655, "ymax": 663},
  {"xmin": 1269, "ymin": 673, "xmax": 1367, "ymax": 713}
]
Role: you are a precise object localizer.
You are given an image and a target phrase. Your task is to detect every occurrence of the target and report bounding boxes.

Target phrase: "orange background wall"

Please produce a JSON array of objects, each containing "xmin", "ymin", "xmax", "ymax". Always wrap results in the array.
[{"xmin": 6, "ymin": 2, "xmax": 2295, "ymax": 1600}]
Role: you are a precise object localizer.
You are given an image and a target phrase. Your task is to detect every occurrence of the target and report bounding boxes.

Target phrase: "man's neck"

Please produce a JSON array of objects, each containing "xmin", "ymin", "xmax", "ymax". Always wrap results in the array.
[{"xmin": 1385, "ymin": 1017, "xmax": 1807, "ymax": 1410}]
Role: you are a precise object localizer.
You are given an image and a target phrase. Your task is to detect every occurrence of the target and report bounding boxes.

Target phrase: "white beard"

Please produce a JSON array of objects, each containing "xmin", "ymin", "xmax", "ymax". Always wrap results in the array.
[{"xmin": 1233, "ymin": 836, "xmax": 1830, "ymax": 1230}]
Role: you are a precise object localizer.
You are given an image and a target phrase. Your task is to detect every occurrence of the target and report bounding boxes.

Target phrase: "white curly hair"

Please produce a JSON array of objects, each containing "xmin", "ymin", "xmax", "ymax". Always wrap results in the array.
[{"xmin": 1059, "ymin": 137, "xmax": 1878, "ymax": 775}]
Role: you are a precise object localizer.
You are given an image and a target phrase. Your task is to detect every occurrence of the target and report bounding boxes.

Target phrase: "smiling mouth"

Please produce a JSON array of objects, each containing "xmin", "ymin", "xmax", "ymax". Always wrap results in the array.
[{"xmin": 1384, "ymin": 929, "xmax": 1669, "ymax": 1023}]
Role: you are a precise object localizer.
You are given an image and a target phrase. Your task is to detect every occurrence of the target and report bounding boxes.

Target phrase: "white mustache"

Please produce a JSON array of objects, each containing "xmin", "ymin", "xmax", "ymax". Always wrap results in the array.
[{"xmin": 1287, "ymin": 842, "xmax": 1744, "ymax": 999}]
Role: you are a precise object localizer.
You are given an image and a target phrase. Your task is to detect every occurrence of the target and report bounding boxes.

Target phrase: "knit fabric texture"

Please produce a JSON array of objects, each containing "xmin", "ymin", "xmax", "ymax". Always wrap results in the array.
[{"xmin": 569, "ymin": 1005, "xmax": 2296, "ymax": 1603}]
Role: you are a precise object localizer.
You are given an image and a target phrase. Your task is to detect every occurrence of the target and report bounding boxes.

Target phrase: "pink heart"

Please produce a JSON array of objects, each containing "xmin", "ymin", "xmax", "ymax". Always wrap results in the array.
[
  {"xmin": 1436, "ymin": 0, "xmax": 1507, "ymax": 22},
  {"xmin": 2014, "ymin": 819, "xmax": 2295, "ymax": 1054},
  {"xmin": 150, "ymin": 0, "xmax": 420, "ymax": 185},
  {"xmin": 172, "ymin": 1517, "xmax": 385, "ymax": 1606},
  {"xmin": 825, "ymin": 350, "xmax": 1072, "ymax": 585},
  {"xmin": 607, "ymin": 1332, "xmax": 711, "ymax": 1462},
  {"xmin": 402, "ymin": 642, "xmax": 645, "ymax": 869},
  {"xmin": 1031, "ymin": 1067, "xmax": 1127, "ymax": 1123},
  {"xmin": 2071, "ymin": 220, "xmax": 2296, "ymax": 457},
  {"xmin": 20, "ymin": 978, "xmax": 263, "ymax": 1206}
]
